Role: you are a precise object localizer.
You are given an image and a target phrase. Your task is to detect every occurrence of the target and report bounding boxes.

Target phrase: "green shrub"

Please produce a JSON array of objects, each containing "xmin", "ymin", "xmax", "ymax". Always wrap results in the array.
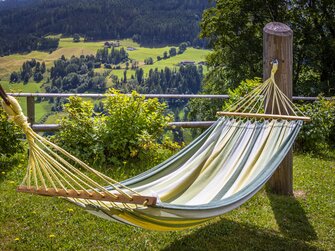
[
  {"xmin": 296, "ymin": 97, "xmax": 335, "ymax": 152},
  {"xmin": 188, "ymin": 78, "xmax": 261, "ymax": 122},
  {"xmin": 0, "ymin": 107, "xmax": 24, "ymax": 158},
  {"xmin": 52, "ymin": 96, "xmax": 104, "ymax": 165},
  {"xmin": 53, "ymin": 89, "xmax": 180, "ymax": 168},
  {"xmin": 222, "ymin": 78, "xmax": 261, "ymax": 111},
  {"xmin": 101, "ymin": 89, "xmax": 180, "ymax": 166}
]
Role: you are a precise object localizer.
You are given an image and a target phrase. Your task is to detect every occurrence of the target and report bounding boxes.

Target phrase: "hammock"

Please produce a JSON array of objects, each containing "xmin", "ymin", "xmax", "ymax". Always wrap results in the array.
[{"xmin": 0, "ymin": 63, "xmax": 310, "ymax": 231}]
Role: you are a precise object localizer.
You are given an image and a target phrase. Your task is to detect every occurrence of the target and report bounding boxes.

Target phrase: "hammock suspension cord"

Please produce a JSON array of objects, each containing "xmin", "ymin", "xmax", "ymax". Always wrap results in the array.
[{"xmin": 0, "ymin": 62, "xmax": 309, "ymax": 210}]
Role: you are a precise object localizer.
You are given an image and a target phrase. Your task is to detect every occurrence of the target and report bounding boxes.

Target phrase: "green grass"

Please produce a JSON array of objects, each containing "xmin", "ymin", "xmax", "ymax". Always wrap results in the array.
[
  {"xmin": 0, "ymin": 37, "xmax": 105, "ymax": 79},
  {"xmin": 0, "ymin": 81, "xmax": 51, "ymax": 122},
  {"xmin": 128, "ymin": 46, "xmax": 172, "ymax": 62},
  {"xmin": 34, "ymin": 101, "xmax": 53, "ymax": 122},
  {"xmin": 0, "ymin": 80, "xmax": 43, "ymax": 93},
  {"xmin": 0, "ymin": 150, "xmax": 334, "ymax": 250},
  {"xmin": 110, "ymin": 47, "xmax": 210, "ymax": 80},
  {"xmin": 120, "ymin": 39, "xmax": 140, "ymax": 48}
]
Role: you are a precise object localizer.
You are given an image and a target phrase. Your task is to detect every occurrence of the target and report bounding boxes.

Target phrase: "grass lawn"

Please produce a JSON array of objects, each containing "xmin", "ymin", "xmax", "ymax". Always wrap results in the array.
[{"xmin": 0, "ymin": 149, "xmax": 334, "ymax": 250}]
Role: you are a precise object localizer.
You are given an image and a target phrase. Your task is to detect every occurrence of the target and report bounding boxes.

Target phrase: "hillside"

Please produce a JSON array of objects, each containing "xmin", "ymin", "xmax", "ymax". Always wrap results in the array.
[
  {"xmin": 0, "ymin": 0, "xmax": 210, "ymax": 55},
  {"xmin": 0, "ymin": 37, "xmax": 210, "ymax": 123}
]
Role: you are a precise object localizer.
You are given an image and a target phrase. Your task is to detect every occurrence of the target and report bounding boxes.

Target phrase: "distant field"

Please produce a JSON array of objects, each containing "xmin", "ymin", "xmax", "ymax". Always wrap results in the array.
[
  {"xmin": 44, "ymin": 112, "xmax": 66, "ymax": 124},
  {"xmin": 111, "ymin": 47, "xmax": 209, "ymax": 80},
  {"xmin": 0, "ymin": 37, "xmax": 209, "ymax": 81},
  {"xmin": 0, "ymin": 80, "xmax": 51, "ymax": 122},
  {"xmin": 0, "ymin": 38, "xmax": 210, "ymax": 123},
  {"xmin": 0, "ymin": 37, "xmax": 105, "ymax": 79},
  {"xmin": 127, "ymin": 46, "xmax": 172, "ymax": 62},
  {"xmin": 141, "ymin": 48, "xmax": 209, "ymax": 74}
]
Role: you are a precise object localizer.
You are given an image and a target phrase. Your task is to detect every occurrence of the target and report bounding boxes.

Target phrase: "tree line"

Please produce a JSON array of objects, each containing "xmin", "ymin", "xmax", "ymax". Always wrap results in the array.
[
  {"xmin": 10, "ymin": 59, "xmax": 46, "ymax": 83},
  {"xmin": 0, "ymin": 0, "xmax": 209, "ymax": 55},
  {"xmin": 114, "ymin": 65, "xmax": 203, "ymax": 110},
  {"xmin": 34, "ymin": 49, "xmax": 203, "ymax": 111}
]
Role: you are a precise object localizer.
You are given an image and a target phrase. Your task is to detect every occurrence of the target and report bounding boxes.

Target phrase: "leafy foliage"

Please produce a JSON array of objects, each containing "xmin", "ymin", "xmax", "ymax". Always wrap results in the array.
[
  {"xmin": 296, "ymin": 98, "xmax": 335, "ymax": 152},
  {"xmin": 101, "ymin": 89, "xmax": 180, "ymax": 166},
  {"xmin": 199, "ymin": 0, "xmax": 335, "ymax": 101},
  {"xmin": 52, "ymin": 96, "xmax": 103, "ymax": 165},
  {"xmin": 10, "ymin": 59, "xmax": 46, "ymax": 84},
  {"xmin": 189, "ymin": 78, "xmax": 261, "ymax": 121},
  {"xmin": 53, "ymin": 89, "xmax": 180, "ymax": 168},
  {"xmin": 0, "ymin": 107, "xmax": 24, "ymax": 158},
  {"xmin": 221, "ymin": 78, "xmax": 261, "ymax": 111}
]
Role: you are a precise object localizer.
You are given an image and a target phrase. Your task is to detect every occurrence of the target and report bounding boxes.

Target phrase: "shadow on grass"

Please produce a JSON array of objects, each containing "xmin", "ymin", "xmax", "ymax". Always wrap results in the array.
[
  {"xmin": 266, "ymin": 189, "xmax": 317, "ymax": 241},
  {"xmin": 164, "ymin": 192, "xmax": 318, "ymax": 251},
  {"xmin": 163, "ymin": 218, "xmax": 319, "ymax": 251}
]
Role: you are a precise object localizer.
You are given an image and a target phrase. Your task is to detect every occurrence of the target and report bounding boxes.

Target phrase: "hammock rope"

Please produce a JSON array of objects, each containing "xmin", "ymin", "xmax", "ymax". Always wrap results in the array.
[
  {"xmin": 0, "ymin": 62, "xmax": 310, "ymax": 230},
  {"xmin": 1, "ymin": 94, "xmax": 156, "ymax": 207},
  {"xmin": 223, "ymin": 62, "xmax": 305, "ymax": 117}
]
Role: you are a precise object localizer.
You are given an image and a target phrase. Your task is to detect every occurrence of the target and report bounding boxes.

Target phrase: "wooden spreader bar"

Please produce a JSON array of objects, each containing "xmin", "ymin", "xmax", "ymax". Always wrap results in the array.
[
  {"xmin": 17, "ymin": 186, "xmax": 157, "ymax": 206},
  {"xmin": 217, "ymin": 112, "xmax": 311, "ymax": 122}
]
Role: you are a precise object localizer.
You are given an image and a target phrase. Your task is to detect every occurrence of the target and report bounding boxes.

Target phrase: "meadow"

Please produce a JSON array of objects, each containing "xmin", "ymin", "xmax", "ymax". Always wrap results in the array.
[
  {"xmin": 0, "ymin": 37, "xmax": 102, "ymax": 79},
  {"xmin": 0, "ymin": 150, "xmax": 334, "ymax": 250},
  {"xmin": 0, "ymin": 37, "xmax": 210, "ymax": 123}
]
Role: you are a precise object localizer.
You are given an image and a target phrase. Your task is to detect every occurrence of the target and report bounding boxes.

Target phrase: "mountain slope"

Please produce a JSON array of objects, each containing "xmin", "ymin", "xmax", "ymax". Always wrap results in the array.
[{"xmin": 0, "ymin": 0, "xmax": 210, "ymax": 55}]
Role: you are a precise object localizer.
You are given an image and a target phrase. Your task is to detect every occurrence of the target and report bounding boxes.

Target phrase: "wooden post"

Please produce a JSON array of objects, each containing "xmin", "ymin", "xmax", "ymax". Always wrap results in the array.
[
  {"xmin": 27, "ymin": 96, "xmax": 35, "ymax": 125},
  {"xmin": 263, "ymin": 22, "xmax": 293, "ymax": 195}
]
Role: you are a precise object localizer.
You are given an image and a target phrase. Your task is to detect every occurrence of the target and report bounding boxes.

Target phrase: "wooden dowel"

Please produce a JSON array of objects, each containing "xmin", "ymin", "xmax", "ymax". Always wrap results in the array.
[
  {"xmin": 217, "ymin": 111, "xmax": 311, "ymax": 121},
  {"xmin": 17, "ymin": 186, "xmax": 157, "ymax": 206}
]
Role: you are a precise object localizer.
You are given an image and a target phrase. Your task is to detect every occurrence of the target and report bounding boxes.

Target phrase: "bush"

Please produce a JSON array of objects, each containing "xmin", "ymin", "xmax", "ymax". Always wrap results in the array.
[
  {"xmin": 0, "ymin": 107, "xmax": 24, "ymax": 158},
  {"xmin": 222, "ymin": 78, "xmax": 261, "ymax": 111},
  {"xmin": 53, "ymin": 89, "xmax": 180, "ymax": 168},
  {"xmin": 189, "ymin": 78, "xmax": 261, "ymax": 121},
  {"xmin": 52, "ymin": 96, "xmax": 104, "ymax": 165},
  {"xmin": 101, "ymin": 89, "xmax": 180, "ymax": 166},
  {"xmin": 296, "ymin": 97, "xmax": 335, "ymax": 152}
]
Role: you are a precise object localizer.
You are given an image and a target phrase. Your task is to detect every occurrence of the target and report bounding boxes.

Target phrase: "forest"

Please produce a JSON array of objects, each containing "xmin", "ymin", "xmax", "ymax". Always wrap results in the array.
[{"xmin": 0, "ymin": 0, "xmax": 209, "ymax": 55}]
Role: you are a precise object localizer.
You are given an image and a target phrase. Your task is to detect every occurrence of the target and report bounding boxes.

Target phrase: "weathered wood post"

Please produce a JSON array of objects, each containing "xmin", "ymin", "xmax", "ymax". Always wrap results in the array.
[
  {"xmin": 263, "ymin": 22, "xmax": 293, "ymax": 195},
  {"xmin": 27, "ymin": 96, "xmax": 35, "ymax": 125}
]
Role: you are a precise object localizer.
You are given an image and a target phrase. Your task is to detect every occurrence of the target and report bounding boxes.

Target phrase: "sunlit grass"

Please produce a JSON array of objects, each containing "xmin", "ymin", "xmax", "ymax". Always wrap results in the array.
[{"xmin": 0, "ymin": 150, "xmax": 334, "ymax": 250}]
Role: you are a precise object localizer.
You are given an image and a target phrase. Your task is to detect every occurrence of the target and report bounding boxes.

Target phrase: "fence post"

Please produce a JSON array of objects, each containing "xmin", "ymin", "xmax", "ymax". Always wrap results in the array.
[
  {"xmin": 263, "ymin": 22, "xmax": 293, "ymax": 195},
  {"xmin": 27, "ymin": 96, "xmax": 35, "ymax": 126}
]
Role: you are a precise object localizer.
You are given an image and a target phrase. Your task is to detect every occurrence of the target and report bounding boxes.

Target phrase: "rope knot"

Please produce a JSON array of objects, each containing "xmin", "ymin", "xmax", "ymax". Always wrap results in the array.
[
  {"xmin": 12, "ymin": 114, "xmax": 30, "ymax": 132},
  {"xmin": 1, "ymin": 96, "xmax": 30, "ymax": 133}
]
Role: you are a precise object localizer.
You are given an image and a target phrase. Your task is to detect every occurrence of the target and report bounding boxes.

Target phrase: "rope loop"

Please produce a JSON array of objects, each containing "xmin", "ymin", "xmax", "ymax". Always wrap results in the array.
[
  {"xmin": 270, "ymin": 60, "xmax": 278, "ymax": 81},
  {"xmin": 1, "ymin": 96, "xmax": 30, "ymax": 134}
]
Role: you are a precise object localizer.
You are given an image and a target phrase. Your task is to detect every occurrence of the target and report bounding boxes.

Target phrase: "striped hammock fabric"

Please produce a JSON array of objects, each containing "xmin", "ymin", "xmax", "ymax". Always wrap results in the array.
[
  {"xmin": 0, "ymin": 62, "xmax": 308, "ymax": 231},
  {"xmin": 69, "ymin": 118, "xmax": 302, "ymax": 230}
]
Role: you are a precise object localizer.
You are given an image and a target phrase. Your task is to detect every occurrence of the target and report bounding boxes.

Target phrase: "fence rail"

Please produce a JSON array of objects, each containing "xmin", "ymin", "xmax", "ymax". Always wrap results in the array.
[
  {"xmin": 9, "ymin": 92, "xmax": 334, "ymax": 100},
  {"xmin": 9, "ymin": 93, "xmax": 334, "ymax": 132}
]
